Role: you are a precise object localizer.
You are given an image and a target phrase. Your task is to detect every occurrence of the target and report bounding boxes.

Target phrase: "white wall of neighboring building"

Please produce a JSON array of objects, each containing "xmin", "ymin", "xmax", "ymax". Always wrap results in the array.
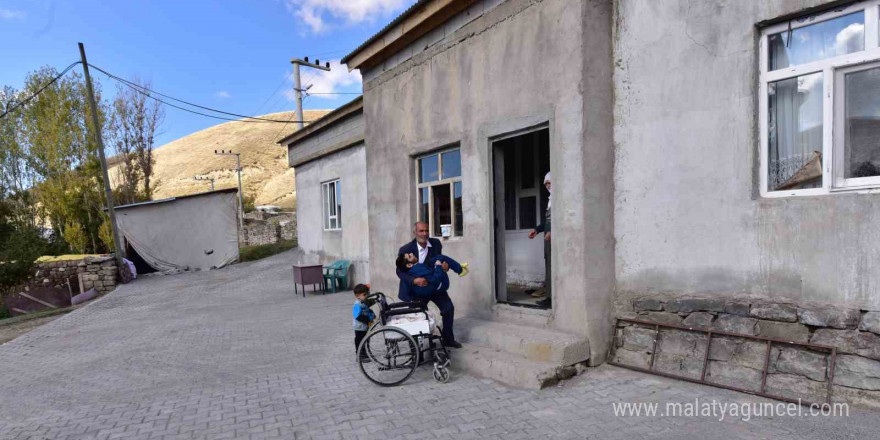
[{"xmin": 294, "ymin": 144, "xmax": 370, "ymax": 285}]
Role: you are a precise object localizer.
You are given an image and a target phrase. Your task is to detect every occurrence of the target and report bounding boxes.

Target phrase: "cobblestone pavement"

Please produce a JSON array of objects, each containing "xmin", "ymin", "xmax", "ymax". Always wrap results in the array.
[{"xmin": 1, "ymin": 250, "xmax": 878, "ymax": 440}]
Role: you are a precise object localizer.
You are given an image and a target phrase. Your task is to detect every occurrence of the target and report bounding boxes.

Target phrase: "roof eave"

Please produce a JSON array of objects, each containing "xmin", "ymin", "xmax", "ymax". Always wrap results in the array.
[
  {"xmin": 278, "ymin": 96, "xmax": 363, "ymax": 146},
  {"xmin": 342, "ymin": 0, "xmax": 475, "ymax": 71}
]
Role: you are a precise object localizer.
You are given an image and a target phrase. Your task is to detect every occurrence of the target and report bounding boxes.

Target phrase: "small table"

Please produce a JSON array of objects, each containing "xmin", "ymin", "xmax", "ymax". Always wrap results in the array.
[{"xmin": 292, "ymin": 264, "xmax": 325, "ymax": 297}]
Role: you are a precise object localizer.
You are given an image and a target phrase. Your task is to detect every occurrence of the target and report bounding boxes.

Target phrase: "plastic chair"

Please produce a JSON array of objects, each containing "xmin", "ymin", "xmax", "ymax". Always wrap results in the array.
[{"xmin": 322, "ymin": 259, "xmax": 351, "ymax": 292}]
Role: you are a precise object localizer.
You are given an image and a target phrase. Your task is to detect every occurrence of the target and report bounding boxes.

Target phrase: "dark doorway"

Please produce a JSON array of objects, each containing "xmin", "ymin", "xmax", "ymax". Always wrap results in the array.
[
  {"xmin": 492, "ymin": 127, "xmax": 550, "ymax": 309},
  {"xmin": 125, "ymin": 241, "xmax": 158, "ymax": 275}
]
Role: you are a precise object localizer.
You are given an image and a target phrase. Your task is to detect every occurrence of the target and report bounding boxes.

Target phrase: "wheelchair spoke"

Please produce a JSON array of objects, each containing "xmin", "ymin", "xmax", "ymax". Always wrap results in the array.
[{"xmin": 358, "ymin": 327, "xmax": 419, "ymax": 386}]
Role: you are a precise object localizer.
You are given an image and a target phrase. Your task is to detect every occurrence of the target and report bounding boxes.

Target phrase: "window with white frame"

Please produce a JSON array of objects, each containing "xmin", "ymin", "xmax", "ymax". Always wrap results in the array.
[
  {"xmin": 322, "ymin": 179, "xmax": 341, "ymax": 230},
  {"xmin": 416, "ymin": 147, "xmax": 463, "ymax": 237},
  {"xmin": 760, "ymin": 2, "xmax": 880, "ymax": 196}
]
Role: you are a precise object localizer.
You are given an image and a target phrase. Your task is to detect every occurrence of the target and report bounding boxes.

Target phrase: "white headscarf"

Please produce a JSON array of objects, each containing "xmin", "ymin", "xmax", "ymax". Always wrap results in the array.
[{"xmin": 544, "ymin": 172, "xmax": 552, "ymax": 210}]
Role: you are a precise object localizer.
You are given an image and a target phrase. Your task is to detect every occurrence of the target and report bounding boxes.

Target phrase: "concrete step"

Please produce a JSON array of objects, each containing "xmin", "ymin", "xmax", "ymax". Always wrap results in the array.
[
  {"xmin": 450, "ymin": 342, "xmax": 578, "ymax": 389},
  {"xmin": 492, "ymin": 304, "xmax": 552, "ymax": 328},
  {"xmin": 455, "ymin": 317, "xmax": 590, "ymax": 365}
]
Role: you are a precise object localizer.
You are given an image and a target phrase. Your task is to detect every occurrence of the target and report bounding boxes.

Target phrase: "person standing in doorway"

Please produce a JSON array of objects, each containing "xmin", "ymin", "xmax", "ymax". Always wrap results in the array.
[
  {"xmin": 397, "ymin": 221, "xmax": 462, "ymax": 348},
  {"xmin": 528, "ymin": 172, "xmax": 552, "ymax": 308}
]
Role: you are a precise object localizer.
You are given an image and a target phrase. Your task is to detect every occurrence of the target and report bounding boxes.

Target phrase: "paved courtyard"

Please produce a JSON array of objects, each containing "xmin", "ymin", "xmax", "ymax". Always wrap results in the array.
[{"xmin": 1, "ymin": 250, "xmax": 878, "ymax": 440}]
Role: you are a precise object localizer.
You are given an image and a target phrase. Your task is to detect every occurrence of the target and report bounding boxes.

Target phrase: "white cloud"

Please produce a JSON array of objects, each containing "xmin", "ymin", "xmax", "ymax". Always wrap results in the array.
[
  {"xmin": 284, "ymin": 0, "xmax": 414, "ymax": 33},
  {"xmin": 215, "ymin": 91, "xmax": 231, "ymax": 99},
  {"xmin": 285, "ymin": 60, "xmax": 362, "ymax": 100},
  {"xmin": 0, "ymin": 9, "xmax": 25, "ymax": 19},
  {"xmin": 835, "ymin": 22, "xmax": 864, "ymax": 56}
]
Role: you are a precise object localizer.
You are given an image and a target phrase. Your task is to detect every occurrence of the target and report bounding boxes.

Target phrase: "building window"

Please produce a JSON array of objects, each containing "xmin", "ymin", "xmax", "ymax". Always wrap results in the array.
[
  {"xmin": 322, "ymin": 179, "xmax": 341, "ymax": 230},
  {"xmin": 416, "ymin": 147, "xmax": 463, "ymax": 237},
  {"xmin": 760, "ymin": 3, "xmax": 880, "ymax": 196}
]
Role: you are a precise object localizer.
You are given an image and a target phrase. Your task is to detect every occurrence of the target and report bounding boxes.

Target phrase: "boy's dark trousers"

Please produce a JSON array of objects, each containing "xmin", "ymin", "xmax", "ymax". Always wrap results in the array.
[{"xmin": 354, "ymin": 330, "xmax": 368, "ymax": 355}]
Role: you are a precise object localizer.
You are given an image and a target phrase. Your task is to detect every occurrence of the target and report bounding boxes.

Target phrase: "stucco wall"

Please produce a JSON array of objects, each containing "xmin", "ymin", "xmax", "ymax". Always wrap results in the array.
[
  {"xmin": 614, "ymin": 0, "xmax": 880, "ymax": 310},
  {"xmin": 505, "ymin": 231, "xmax": 545, "ymax": 285},
  {"xmin": 287, "ymin": 112, "xmax": 364, "ymax": 167},
  {"xmin": 361, "ymin": 0, "xmax": 506, "ymax": 83},
  {"xmin": 294, "ymin": 144, "xmax": 370, "ymax": 285},
  {"xmin": 362, "ymin": 0, "xmax": 615, "ymax": 362}
]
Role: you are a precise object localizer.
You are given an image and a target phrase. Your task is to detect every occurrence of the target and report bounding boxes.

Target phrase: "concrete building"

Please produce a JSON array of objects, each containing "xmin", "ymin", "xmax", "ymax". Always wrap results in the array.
[
  {"xmin": 340, "ymin": 0, "xmax": 608, "ymax": 388},
  {"xmin": 287, "ymin": 0, "xmax": 880, "ymax": 402},
  {"xmin": 281, "ymin": 97, "xmax": 370, "ymax": 285}
]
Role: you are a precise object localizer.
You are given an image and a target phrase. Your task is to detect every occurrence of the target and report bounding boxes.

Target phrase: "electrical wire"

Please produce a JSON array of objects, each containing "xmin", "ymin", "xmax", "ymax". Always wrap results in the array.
[
  {"xmin": 0, "ymin": 61, "xmax": 82, "ymax": 119},
  {"xmin": 252, "ymin": 74, "xmax": 292, "ymax": 116},
  {"xmin": 271, "ymin": 92, "xmax": 317, "ymax": 141},
  {"xmin": 89, "ymin": 63, "xmax": 312, "ymax": 124},
  {"xmin": 271, "ymin": 107, "xmax": 301, "ymax": 141},
  {"xmin": 306, "ymin": 92, "xmax": 362, "ymax": 95},
  {"xmin": 271, "ymin": 69, "xmax": 318, "ymax": 138}
]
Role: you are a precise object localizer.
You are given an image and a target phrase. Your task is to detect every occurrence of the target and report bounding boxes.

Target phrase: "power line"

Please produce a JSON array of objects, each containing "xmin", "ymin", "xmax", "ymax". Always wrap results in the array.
[
  {"xmin": 270, "ymin": 95, "xmax": 313, "ymax": 141},
  {"xmin": 0, "ymin": 61, "xmax": 81, "ymax": 119},
  {"xmin": 271, "ymin": 107, "xmax": 300, "ymax": 141},
  {"xmin": 89, "ymin": 63, "xmax": 313, "ymax": 124},
  {"xmin": 306, "ymin": 92, "xmax": 362, "ymax": 95},
  {"xmin": 0, "ymin": 60, "xmax": 324, "ymax": 126},
  {"xmin": 107, "ymin": 78, "xmax": 282, "ymax": 124},
  {"xmin": 253, "ymin": 74, "xmax": 291, "ymax": 116}
]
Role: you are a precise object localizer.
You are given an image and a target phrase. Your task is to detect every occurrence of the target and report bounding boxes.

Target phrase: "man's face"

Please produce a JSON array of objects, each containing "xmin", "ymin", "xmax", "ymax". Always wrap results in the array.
[
  {"xmin": 355, "ymin": 292, "xmax": 367, "ymax": 301},
  {"xmin": 545, "ymin": 181, "xmax": 551, "ymax": 192},
  {"xmin": 414, "ymin": 223, "xmax": 429, "ymax": 245}
]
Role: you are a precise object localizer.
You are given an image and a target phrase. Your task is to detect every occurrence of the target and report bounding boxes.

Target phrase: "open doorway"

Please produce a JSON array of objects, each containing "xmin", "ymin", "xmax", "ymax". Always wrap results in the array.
[
  {"xmin": 492, "ymin": 127, "xmax": 550, "ymax": 309},
  {"xmin": 125, "ymin": 240, "xmax": 158, "ymax": 275}
]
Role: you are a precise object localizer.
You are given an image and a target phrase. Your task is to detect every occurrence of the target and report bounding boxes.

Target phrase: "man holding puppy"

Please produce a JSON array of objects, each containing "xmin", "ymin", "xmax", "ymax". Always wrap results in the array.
[{"xmin": 396, "ymin": 221, "xmax": 462, "ymax": 348}]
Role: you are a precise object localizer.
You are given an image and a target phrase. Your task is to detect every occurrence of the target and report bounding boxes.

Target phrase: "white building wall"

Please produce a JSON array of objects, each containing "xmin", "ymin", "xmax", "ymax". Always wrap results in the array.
[
  {"xmin": 614, "ymin": 0, "xmax": 880, "ymax": 309},
  {"xmin": 294, "ymin": 144, "xmax": 370, "ymax": 285}
]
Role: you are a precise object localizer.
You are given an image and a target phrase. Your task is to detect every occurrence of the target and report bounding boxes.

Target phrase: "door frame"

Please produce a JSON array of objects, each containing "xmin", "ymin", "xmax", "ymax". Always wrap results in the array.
[{"xmin": 488, "ymin": 122, "xmax": 551, "ymax": 308}]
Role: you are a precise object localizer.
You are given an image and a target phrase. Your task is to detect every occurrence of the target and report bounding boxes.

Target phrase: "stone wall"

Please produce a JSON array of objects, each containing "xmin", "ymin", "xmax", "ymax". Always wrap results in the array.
[
  {"xmin": 239, "ymin": 212, "xmax": 296, "ymax": 247},
  {"xmin": 613, "ymin": 297, "xmax": 880, "ymax": 408},
  {"xmin": 33, "ymin": 256, "xmax": 118, "ymax": 295}
]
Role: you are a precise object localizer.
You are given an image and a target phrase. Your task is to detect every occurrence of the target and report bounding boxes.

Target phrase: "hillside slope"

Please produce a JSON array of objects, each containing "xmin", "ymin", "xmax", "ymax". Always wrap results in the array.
[{"xmin": 110, "ymin": 110, "xmax": 330, "ymax": 209}]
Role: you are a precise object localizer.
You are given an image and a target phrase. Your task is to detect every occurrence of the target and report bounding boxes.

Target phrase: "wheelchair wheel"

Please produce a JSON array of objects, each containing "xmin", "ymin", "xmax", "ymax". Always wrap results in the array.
[
  {"xmin": 432, "ymin": 366, "xmax": 450, "ymax": 383},
  {"xmin": 358, "ymin": 327, "xmax": 419, "ymax": 386}
]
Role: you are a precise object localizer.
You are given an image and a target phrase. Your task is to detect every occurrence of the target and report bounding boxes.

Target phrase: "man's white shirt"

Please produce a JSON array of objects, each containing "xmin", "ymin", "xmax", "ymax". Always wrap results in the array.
[{"xmin": 417, "ymin": 241, "xmax": 431, "ymax": 264}]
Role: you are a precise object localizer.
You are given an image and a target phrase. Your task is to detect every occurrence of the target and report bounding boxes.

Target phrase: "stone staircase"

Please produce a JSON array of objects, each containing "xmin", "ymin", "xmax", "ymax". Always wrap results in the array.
[{"xmin": 450, "ymin": 316, "xmax": 590, "ymax": 389}]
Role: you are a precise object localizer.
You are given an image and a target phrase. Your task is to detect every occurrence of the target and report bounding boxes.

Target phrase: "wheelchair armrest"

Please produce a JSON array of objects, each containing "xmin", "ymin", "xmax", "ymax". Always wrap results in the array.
[
  {"xmin": 384, "ymin": 308, "xmax": 427, "ymax": 318},
  {"xmin": 386, "ymin": 301, "xmax": 425, "ymax": 310}
]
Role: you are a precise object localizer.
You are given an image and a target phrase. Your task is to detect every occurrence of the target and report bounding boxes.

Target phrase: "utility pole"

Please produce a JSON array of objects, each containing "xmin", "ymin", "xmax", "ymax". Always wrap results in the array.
[
  {"xmin": 290, "ymin": 57, "xmax": 330, "ymax": 130},
  {"xmin": 194, "ymin": 176, "xmax": 215, "ymax": 191},
  {"xmin": 79, "ymin": 42, "xmax": 125, "ymax": 269},
  {"xmin": 215, "ymin": 150, "xmax": 244, "ymax": 230}
]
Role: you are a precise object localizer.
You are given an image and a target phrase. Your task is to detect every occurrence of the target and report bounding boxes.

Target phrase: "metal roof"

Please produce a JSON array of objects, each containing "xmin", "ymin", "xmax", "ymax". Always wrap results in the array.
[
  {"xmin": 278, "ymin": 96, "xmax": 363, "ymax": 146},
  {"xmin": 112, "ymin": 188, "xmax": 238, "ymax": 211},
  {"xmin": 341, "ymin": 0, "xmax": 434, "ymax": 65}
]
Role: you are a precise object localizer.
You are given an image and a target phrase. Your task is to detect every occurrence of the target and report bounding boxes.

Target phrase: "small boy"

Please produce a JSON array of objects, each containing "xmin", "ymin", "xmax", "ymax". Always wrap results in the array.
[
  {"xmin": 395, "ymin": 252, "xmax": 468, "ymax": 297},
  {"xmin": 352, "ymin": 284, "xmax": 375, "ymax": 362}
]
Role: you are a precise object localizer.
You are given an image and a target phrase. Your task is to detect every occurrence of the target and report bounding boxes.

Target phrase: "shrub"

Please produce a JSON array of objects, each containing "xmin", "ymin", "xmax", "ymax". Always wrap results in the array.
[
  {"xmin": 242, "ymin": 194, "xmax": 256, "ymax": 213},
  {"xmin": 0, "ymin": 227, "xmax": 53, "ymax": 290},
  {"xmin": 239, "ymin": 239, "xmax": 297, "ymax": 262}
]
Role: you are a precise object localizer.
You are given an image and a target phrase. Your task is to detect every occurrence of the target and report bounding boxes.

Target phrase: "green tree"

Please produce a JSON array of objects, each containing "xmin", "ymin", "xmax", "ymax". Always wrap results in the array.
[
  {"xmin": 109, "ymin": 78, "xmax": 163, "ymax": 204},
  {"xmin": 98, "ymin": 215, "xmax": 114, "ymax": 250},
  {"xmin": 62, "ymin": 220, "xmax": 88, "ymax": 254},
  {"xmin": 15, "ymin": 67, "xmax": 111, "ymax": 253},
  {"xmin": 0, "ymin": 186, "xmax": 67, "ymax": 290},
  {"xmin": 0, "ymin": 86, "xmax": 39, "ymax": 229}
]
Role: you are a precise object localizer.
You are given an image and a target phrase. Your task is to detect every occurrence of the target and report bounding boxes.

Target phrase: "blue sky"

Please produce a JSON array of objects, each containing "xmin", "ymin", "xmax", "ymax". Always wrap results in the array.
[{"xmin": 0, "ymin": 0, "xmax": 416, "ymax": 146}]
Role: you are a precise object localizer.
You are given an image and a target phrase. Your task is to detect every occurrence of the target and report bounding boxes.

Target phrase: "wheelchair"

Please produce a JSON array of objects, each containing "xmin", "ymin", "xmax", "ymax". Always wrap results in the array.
[{"xmin": 357, "ymin": 292, "xmax": 451, "ymax": 386}]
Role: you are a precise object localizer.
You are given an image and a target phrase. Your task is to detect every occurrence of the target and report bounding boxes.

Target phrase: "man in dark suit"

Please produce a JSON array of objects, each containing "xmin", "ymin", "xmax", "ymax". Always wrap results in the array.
[{"xmin": 397, "ymin": 221, "xmax": 461, "ymax": 348}]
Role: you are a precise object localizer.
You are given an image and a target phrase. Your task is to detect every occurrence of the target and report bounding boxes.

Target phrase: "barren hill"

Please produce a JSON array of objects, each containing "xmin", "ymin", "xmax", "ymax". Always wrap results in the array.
[{"xmin": 110, "ymin": 110, "xmax": 330, "ymax": 210}]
